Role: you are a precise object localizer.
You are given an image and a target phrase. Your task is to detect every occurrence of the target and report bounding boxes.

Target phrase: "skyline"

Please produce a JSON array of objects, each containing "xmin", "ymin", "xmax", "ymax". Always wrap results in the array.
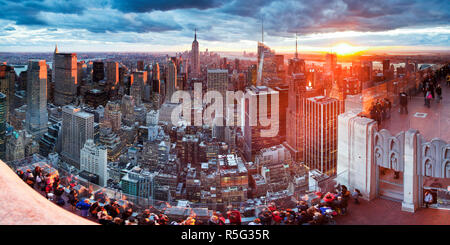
[{"xmin": 0, "ymin": 0, "xmax": 449, "ymax": 53}]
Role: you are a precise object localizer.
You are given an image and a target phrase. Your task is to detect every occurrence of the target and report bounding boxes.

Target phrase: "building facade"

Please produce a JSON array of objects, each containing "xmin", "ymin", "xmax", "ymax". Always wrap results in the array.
[
  {"xmin": 80, "ymin": 139, "xmax": 108, "ymax": 187},
  {"xmin": 106, "ymin": 61, "xmax": 119, "ymax": 86},
  {"xmin": 0, "ymin": 64, "xmax": 15, "ymax": 122},
  {"xmin": 54, "ymin": 52, "xmax": 78, "ymax": 106},
  {"xmin": 61, "ymin": 105, "xmax": 94, "ymax": 168},
  {"xmin": 0, "ymin": 93, "xmax": 6, "ymax": 160},
  {"xmin": 26, "ymin": 60, "xmax": 48, "ymax": 137},
  {"xmin": 337, "ymin": 110, "xmax": 450, "ymax": 212},
  {"xmin": 305, "ymin": 96, "xmax": 343, "ymax": 176},
  {"xmin": 190, "ymin": 30, "xmax": 200, "ymax": 78}
]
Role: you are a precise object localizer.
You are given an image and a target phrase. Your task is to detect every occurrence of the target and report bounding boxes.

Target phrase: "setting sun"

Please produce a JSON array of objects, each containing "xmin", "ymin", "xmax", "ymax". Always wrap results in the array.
[{"xmin": 332, "ymin": 43, "xmax": 366, "ymax": 55}]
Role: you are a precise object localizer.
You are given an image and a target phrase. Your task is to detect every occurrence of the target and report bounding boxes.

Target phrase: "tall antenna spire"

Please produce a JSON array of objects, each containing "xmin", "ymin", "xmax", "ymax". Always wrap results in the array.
[
  {"xmin": 194, "ymin": 28, "xmax": 197, "ymax": 41},
  {"xmin": 261, "ymin": 16, "xmax": 264, "ymax": 43},
  {"xmin": 295, "ymin": 33, "xmax": 298, "ymax": 59},
  {"xmin": 54, "ymin": 44, "xmax": 58, "ymax": 54}
]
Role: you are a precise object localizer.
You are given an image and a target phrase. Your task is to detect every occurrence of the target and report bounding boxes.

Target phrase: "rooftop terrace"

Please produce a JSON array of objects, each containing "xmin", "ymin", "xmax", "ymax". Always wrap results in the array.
[{"xmin": 381, "ymin": 81, "xmax": 450, "ymax": 142}]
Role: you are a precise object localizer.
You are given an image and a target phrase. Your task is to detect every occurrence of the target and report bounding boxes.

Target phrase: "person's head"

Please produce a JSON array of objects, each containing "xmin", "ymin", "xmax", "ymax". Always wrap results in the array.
[
  {"xmin": 84, "ymin": 199, "xmax": 90, "ymax": 204},
  {"xmin": 210, "ymin": 215, "xmax": 218, "ymax": 223},
  {"xmin": 114, "ymin": 217, "xmax": 122, "ymax": 224}
]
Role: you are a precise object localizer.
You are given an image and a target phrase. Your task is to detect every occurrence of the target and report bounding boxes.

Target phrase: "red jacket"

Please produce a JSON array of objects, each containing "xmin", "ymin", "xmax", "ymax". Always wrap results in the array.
[
  {"xmin": 228, "ymin": 210, "xmax": 242, "ymax": 224},
  {"xmin": 272, "ymin": 214, "xmax": 282, "ymax": 223}
]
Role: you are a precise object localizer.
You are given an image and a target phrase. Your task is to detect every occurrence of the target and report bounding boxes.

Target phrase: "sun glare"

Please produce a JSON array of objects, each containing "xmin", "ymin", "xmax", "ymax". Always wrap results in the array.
[{"xmin": 332, "ymin": 43, "xmax": 366, "ymax": 55}]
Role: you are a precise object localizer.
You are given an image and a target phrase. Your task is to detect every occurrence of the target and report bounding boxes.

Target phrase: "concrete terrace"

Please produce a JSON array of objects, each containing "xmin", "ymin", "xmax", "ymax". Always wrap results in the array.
[
  {"xmin": 381, "ymin": 81, "xmax": 450, "ymax": 142},
  {"xmin": 335, "ymin": 197, "xmax": 450, "ymax": 225}
]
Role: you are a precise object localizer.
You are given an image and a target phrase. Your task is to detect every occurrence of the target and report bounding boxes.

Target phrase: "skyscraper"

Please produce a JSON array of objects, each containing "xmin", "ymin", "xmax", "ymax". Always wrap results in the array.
[
  {"xmin": 166, "ymin": 59, "xmax": 177, "ymax": 102},
  {"xmin": 0, "ymin": 64, "xmax": 15, "ymax": 122},
  {"xmin": 80, "ymin": 139, "xmax": 108, "ymax": 187},
  {"xmin": 130, "ymin": 71, "xmax": 147, "ymax": 106},
  {"xmin": 54, "ymin": 52, "xmax": 78, "ymax": 106},
  {"xmin": 106, "ymin": 61, "xmax": 119, "ymax": 86},
  {"xmin": 104, "ymin": 101, "xmax": 122, "ymax": 133},
  {"xmin": 304, "ymin": 96, "xmax": 343, "ymax": 176},
  {"xmin": 77, "ymin": 61, "xmax": 86, "ymax": 86},
  {"xmin": 383, "ymin": 59, "xmax": 391, "ymax": 79},
  {"xmin": 285, "ymin": 73, "xmax": 321, "ymax": 161},
  {"xmin": 190, "ymin": 29, "xmax": 200, "ymax": 78},
  {"xmin": 287, "ymin": 36, "xmax": 306, "ymax": 76},
  {"xmin": 0, "ymin": 93, "xmax": 6, "ymax": 160},
  {"xmin": 26, "ymin": 60, "xmax": 48, "ymax": 137},
  {"xmin": 137, "ymin": 60, "xmax": 144, "ymax": 71},
  {"xmin": 121, "ymin": 95, "xmax": 136, "ymax": 126},
  {"xmin": 325, "ymin": 52, "xmax": 337, "ymax": 74},
  {"xmin": 207, "ymin": 69, "xmax": 228, "ymax": 132},
  {"xmin": 92, "ymin": 61, "xmax": 105, "ymax": 83},
  {"xmin": 243, "ymin": 86, "xmax": 279, "ymax": 161},
  {"xmin": 207, "ymin": 69, "xmax": 228, "ymax": 96},
  {"xmin": 61, "ymin": 105, "xmax": 94, "ymax": 169}
]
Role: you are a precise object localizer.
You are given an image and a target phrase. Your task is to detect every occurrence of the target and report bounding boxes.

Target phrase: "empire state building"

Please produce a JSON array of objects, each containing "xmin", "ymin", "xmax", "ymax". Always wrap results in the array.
[{"xmin": 190, "ymin": 29, "xmax": 200, "ymax": 78}]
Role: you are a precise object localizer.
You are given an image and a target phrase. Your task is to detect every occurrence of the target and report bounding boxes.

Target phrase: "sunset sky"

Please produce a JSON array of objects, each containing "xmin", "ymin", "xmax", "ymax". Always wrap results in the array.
[{"xmin": 0, "ymin": 0, "xmax": 449, "ymax": 53}]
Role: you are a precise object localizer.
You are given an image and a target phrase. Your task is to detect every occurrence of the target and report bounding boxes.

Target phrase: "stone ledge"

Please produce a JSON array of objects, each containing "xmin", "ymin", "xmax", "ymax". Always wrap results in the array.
[{"xmin": 0, "ymin": 161, "xmax": 97, "ymax": 225}]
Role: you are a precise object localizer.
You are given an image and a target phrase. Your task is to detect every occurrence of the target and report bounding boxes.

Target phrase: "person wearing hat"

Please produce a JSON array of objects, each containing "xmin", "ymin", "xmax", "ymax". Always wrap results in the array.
[{"xmin": 16, "ymin": 169, "xmax": 24, "ymax": 180}]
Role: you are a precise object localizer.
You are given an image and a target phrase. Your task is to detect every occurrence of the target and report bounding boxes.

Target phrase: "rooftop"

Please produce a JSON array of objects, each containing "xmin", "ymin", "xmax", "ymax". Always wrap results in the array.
[{"xmin": 381, "ymin": 82, "xmax": 450, "ymax": 142}]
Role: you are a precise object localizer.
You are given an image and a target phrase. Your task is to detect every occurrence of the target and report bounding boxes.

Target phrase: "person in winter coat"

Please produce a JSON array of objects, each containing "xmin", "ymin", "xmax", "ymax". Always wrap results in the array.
[
  {"xmin": 399, "ymin": 92, "xmax": 408, "ymax": 114},
  {"xmin": 227, "ymin": 210, "xmax": 242, "ymax": 225},
  {"xmin": 16, "ymin": 170, "xmax": 25, "ymax": 180},
  {"xmin": 258, "ymin": 209, "xmax": 272, "ymax": 225},
  {"xmin": 322, "ymin": 192, "xmax": 336, "ymax": 207},
  {"xmin": 53, "ymin": 186, "xmax": 64, "ymax": 201},
  {"xmin": 341, "ymin": 188, "xmax": 350, "ymax": 214},
  {"xmin": 76, "ymin": 199, "xmax": 91, "ymax": 217},
  {"xmin": 435, "ymin": 84, "xmax": 442, "ymax": 103},
  {"xmin": 296, "ymin": 201, "xmax": 309, "ymax": 212},
  {"xmin": 272, "ymin": 211, "xmax": 282, "ymax": 225},
  {"xmin": 352, "ymin": 189, "xmax": 362, "ymax": 204},
  {"xmin": 208, "ymin": 215, "xmax": 220, "ymax": 225},
  {"xmin": 121, "ymin": 208, "xmax": 133, "ymax": 221},
  {"xmin": 424, "ymin": 191, "xmax": 433, "ymax": 208},
  {"xmin": 89, "ymin": 202, "xmax": 100, "ymax": 218}
]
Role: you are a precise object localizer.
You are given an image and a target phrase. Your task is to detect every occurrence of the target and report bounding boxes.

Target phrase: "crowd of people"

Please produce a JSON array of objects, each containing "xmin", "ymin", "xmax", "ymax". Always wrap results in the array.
[
  {"xmin": 246, "ymin": 185, "xmax": 362, "ymax": 225},
  {"xmin": 365, "ymin": 63, "xmax": 450, "ymax": 124},
  {"xmin": 15, "ymin": 166, "xmax": 362, "ymax": 225},
  {"xmin": 419, "ymin": 63, "xmax": 450, "ymax": 108},
  {"xmin": 420, "ymin": 74, "xmax": 444, "ymax": 108},
  {"xmin": 368, "ymin": 98, "xmax": 392, "ymax": 127}
]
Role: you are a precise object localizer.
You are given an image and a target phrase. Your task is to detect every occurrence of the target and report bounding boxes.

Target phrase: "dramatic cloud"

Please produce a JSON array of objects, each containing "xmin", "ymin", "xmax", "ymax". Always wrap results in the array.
[
  {"xmin": 110, "ymin": 0, "xmax": 225, "ymax": 13},
  {"xmin": 0, "ymin": 0, "xmax": 448, "ymax": 51}
]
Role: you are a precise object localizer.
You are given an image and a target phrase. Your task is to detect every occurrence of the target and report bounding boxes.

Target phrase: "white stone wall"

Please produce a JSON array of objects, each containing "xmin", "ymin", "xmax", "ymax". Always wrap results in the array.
[{"xmin": 338, "ymin": 111, "xmax": 450, "ymax": 212}]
